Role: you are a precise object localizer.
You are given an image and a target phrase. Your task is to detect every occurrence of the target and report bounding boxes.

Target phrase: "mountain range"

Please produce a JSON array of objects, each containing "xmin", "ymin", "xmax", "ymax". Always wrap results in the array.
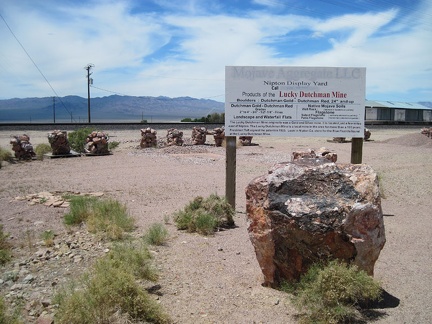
[{"xmin": 0, "ymin": 95, "xmax": 225, "ymax": 123}]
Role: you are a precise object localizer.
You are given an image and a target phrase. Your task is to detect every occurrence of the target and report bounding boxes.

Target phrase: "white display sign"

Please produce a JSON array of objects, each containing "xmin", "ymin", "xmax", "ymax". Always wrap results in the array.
[{"xmin": 225, "ymin": 66, "xmax": 366, "ymax": 137}]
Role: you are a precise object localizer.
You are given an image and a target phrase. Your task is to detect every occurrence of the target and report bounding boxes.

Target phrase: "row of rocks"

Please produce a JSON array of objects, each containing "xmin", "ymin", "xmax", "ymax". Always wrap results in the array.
[
  {"xmin": 332, "ymin": 127, "xmax": 372, "ymax": 143},
  {"xmin": 292, "ymin": 147, "xmax": 337, "ymax": 163},
  {"xmin": 140, "ymin": 126, "xmax": 255, "ymax": 148}
]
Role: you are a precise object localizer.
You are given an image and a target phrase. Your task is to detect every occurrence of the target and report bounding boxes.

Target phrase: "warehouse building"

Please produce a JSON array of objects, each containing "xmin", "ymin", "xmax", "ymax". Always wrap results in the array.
[{"xmin": 365, "ymin": 100, "xmax": 432, "ymax": 123}]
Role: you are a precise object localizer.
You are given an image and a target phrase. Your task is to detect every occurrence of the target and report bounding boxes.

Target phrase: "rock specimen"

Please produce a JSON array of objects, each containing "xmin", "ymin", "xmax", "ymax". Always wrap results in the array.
[
  {"xmin": 213, "ymin": 127, "xmax": 225, "ymax": 147},
  {"xmin": 10, "ymin": 134, "xmax": 35, "ymax": 160},
  {"xmin": 292, "ymin": 147, "xmax": 337, "ymax": 163},
  {"xmin": 332, "ymin": 137, "xmax": 346, "ymax": 143},
  {"xmin": 140, "ymin": 128, "xmax": 157, "ymax": 148},
  {"xmin": 84, "ymin": 131, "xmax": 109, "ymax": 154},
  {"xmin": 47, "ymin": 130, "xmax": 70, "ymax": 155},
  {"xmin": 421, "ymin": 127, "xmax": 431, "ymax": 138},
  {"xmin": 364, "ymin": 128, "xmax": 371, "ymax": 140},
  {"xmin": 166, "ymin": 128, "xmax": 184, "ymax": 146},
  {"xmin": 239, "ymin": 136, "xmax": 253, "ymax": 146},
  {"xmin": 191, "ymin": 127, "xmax": 207, "ymax": 145},
  {"xmin": 245, "ymin": 160, "xmax": 385, "ymax": 287}
]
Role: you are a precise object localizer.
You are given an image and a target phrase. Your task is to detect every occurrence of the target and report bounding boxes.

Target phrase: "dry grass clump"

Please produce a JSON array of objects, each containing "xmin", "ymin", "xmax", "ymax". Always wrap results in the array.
[
  {"xmin": 0, "ymin": 225, "xmax": 12, "ymax": 265},
  {"xmin": 0, "ymin": 146, "xmax": 13, "ymax": 168},
  {"xmin": 34, "ymin": 143, "xmax": 52, "ymax": 160},
  {"xmin": 173, "ymin": 194, "xmax": 235, "ymax": 235},
  {"xmin": 54, "ymin": 242, "xmax": 169, "ymax": 324},
  {"xmin": 282, "ymin": 260, "xmax": 382, "ymax": 324},
  {"xmin": 64, "ymin": 196, "xmax": 135, "ymax": 240},
  {"xmin": 143, "ymin": 223, "xmax": 169, "ymax": 246}
]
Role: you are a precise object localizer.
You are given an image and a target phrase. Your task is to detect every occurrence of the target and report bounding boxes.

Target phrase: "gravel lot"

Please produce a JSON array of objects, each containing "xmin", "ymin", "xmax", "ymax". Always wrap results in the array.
[{"xmin": 0, "ymin": 125, "xmax": 431, "ymax": 323}]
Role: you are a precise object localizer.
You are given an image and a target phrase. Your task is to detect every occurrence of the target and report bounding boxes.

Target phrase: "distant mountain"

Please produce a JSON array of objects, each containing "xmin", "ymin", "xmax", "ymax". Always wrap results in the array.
[{"xmin": 0, "ymin": 95, "xmax": 225, "ymax": 123}]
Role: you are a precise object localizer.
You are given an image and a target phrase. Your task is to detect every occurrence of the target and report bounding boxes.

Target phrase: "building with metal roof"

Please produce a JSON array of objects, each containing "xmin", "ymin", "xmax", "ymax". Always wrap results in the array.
[{"xmin": 365, "ymin": 100, "xmax": 432, "ymax": 123}]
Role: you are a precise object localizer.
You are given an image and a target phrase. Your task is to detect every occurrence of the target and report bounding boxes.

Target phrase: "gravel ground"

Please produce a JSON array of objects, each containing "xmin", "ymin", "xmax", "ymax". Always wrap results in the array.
[{"xmin": 0, "ymin": 125, "xmax": 431, "ymax": 323}]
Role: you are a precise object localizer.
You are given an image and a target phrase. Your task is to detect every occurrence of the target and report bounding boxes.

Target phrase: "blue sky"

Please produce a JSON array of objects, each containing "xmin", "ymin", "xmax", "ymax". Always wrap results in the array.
[{"xmin": 0, "ymin": 0, "xmax": 431, "ymax": 102}]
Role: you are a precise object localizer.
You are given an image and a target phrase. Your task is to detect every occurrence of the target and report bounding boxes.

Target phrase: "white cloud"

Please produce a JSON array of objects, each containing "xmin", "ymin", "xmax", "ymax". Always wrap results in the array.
[{"xmin": 0, "ymin": 0, "xmax": 431, "ymax": 101}]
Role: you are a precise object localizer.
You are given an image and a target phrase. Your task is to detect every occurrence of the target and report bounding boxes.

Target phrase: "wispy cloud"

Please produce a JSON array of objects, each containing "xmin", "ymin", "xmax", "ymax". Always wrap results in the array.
[{"xmin": 0, "ymin": 0, "xmax": 430, "ymax": 101}]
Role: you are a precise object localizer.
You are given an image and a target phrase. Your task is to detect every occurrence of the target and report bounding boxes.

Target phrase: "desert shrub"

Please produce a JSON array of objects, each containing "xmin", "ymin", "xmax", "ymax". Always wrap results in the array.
[
  {"xmin": 64, "ymin": 196, "xmax": 98, "ymax": 226},
  {"xmin": 0, "ymin": 225, "xmax": 12, "ymax": 265},
  {"xmin": 54, "ymin": 243, "xmax": 169, "ymax": 324},
  {"xmin": 34, "ymin": 143, "xmax": 52, "ymax": 160},
  {"xmin": 0, "ymin": 295, "xmax": 23, "ymax": 324},
  {"xmin": 68, "ymin": 127, "xmax": 95, "ymax": 153},
  {"xmin": 108, "ymin": 141, "xmax": 120, "ymax": 150},
  {"xmin": 0, "ymin": 147, "xmax": 13, "ymax": 168},
  {"xmin": 41, "ymin": 230, "xmax": 55, "ymax": 247},
  {"xmin": 64, "ymin": 196, "xmax": 135, "ymax": 240},
  {"xmin": 285, "ymin": 260, "xmax": 382, "ymax": 324},
  {"xmin": 144, "ymin": 223, "xmax": 169, "ymax": 246},
  {"xmin": 173, "ymin": 194, "xmax": 234, "ymax": 235}
]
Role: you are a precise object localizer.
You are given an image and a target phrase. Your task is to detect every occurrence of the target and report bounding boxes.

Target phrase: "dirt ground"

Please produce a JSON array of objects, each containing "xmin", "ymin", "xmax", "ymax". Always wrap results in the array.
[{"xmin": 0, "ymin": 125, "xmax": 431, "ymax": 323}]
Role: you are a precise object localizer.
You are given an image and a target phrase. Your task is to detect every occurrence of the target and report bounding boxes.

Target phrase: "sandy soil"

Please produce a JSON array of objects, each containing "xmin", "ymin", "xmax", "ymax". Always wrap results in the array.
[{"xmin": 0, "ymin": 125, "xmax": 431, "ymax": 323}]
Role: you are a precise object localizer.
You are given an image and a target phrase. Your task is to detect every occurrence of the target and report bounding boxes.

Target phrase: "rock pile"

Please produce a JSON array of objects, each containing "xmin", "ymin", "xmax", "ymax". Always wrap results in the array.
[
  {"xmin": 191, "ymin": 127, "xmax": 207, "ymax": 145},
  {"xmin": 10, "ymin": 134, "xmax": 35, "ymax": 160},
  {"xmin": 239, "ymin": 136, "xmax": 253, "ymax": 146},
  {"xmin": 212, "ymin": 127, "xmax": 225, "ymax": 147},
  {"xmin": 246, "ymin": 160, "xmax": 386, "ymax": 286},
  {"xmin": 166, "ymin": 128, "xmax": 184, "ymax": 146},
  {"xmin": 292, "ymin": 147, "xmax": 337, "ymax": 163},
  {"xmin": 421, "ymin": 127, "xmax": 431, "ymax": 138},
  {"xmin": 84, "ymin": 131, "xmax": 109, "ymax": 154},
  {"xmin": 47, "ymin": 130, "xmax": 70, "ymax": 155},
  {"xmin": 140, "ymin": 128, "xmax": 157, "ymax": 148}
]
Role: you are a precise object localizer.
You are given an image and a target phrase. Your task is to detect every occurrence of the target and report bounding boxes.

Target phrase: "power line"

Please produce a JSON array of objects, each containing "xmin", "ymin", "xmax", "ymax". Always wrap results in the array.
[{"xmin": 0, "ymin": 12, "xmax": 75, "ymax": 121}]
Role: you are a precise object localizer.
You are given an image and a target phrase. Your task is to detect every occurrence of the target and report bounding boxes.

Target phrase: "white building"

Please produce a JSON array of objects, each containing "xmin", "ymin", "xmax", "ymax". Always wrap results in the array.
[{"xmin": 365, "ymin": 100, "xmax": 432, "ymax": 123}]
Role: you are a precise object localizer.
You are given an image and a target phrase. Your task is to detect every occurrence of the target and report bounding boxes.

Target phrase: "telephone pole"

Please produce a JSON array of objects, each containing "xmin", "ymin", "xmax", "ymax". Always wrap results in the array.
[
  {"xmin": 84, "ymin": 64, "xmax": 94, "ymax": 123},
  {"xmin": 52, "ymin": 96, "xmax": 56, "ymax": 123}
]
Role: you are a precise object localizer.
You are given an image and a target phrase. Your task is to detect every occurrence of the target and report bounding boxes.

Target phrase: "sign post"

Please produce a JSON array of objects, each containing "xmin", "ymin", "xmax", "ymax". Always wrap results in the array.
[{"xmin": 224, "ymin": 66, "xmax": 366, "ymax": 208}]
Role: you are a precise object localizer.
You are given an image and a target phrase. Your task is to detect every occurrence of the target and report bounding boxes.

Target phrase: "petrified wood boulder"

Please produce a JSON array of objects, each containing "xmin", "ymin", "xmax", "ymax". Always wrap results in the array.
[
  {"xmin": 48, "ymin": 130, "xmax": 70, "ymax": 155},
  {"xmin": 239, "ymin": 136, "xmax": 253, "ymax": 146},
  {"xmin": 245, "ymin": 160, "xmax": 385, "ymax": 287},
  {"xmin": 10, "ymin": 134, "xmax": 35, "ymax": 160},
  {"xmin": 140, "ymin": 128, "xmax": 157, "ymax": 148}
]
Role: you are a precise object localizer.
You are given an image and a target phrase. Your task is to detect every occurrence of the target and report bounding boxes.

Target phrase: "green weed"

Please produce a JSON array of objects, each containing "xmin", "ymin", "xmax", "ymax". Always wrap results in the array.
[
  {"xmin": 54, "ymin": 242, "xmax": 169, "ymax": 324},
  {"xmin": 68, "ymin": 127, "xmax": 95, "ymax": 153},
  {"xmin": 34, "ymin": 143, "xmax": 51, "ymax": 160},
  {"xmin": 173, "ymin": 194, "xmax": 235, "ymax": 235},
  {"xmin": 0, "ymin": 296, "xmax": 23, "ymax": 324},
  {"xmin": 41, "ymin": 230, "xmax": 55, "ymax": 247},
  {"xmin": 143, "ymin": 223, "xmax": 169, "ymax": 246},
  {"xmin": 108, "ymin": 141, "xmax": 120, "ymax": 150},
  {"xmin": 0, "ymin": 225, "xmax": 12, "ymax": 265},
  {"xmin": 64, "ymin": 196, "xmax": 135, "ymax": 240},
  {"xmin": 0, "ymin": 146, "xmax": 13, "ymax": 168},
  {"xmin": 284, "ymin": 260, "xmax": 382, "ymax": 324}
]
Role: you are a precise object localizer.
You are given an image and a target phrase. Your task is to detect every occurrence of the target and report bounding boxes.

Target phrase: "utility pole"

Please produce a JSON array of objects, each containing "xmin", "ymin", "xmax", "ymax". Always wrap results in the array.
[
  {"xmin": 84, "ymin": 63, "xmax": 94, "ymax": 123},
  {"xmin": 52, "ymin": 96, "xmax": 56, "ymax": 123}
]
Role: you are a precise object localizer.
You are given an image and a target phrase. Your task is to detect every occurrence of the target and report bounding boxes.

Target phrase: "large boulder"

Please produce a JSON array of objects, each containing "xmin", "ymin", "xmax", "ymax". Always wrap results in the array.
[{"xmin": 245, "ymin": 160, "xmax": 386, "ymax": 287}]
